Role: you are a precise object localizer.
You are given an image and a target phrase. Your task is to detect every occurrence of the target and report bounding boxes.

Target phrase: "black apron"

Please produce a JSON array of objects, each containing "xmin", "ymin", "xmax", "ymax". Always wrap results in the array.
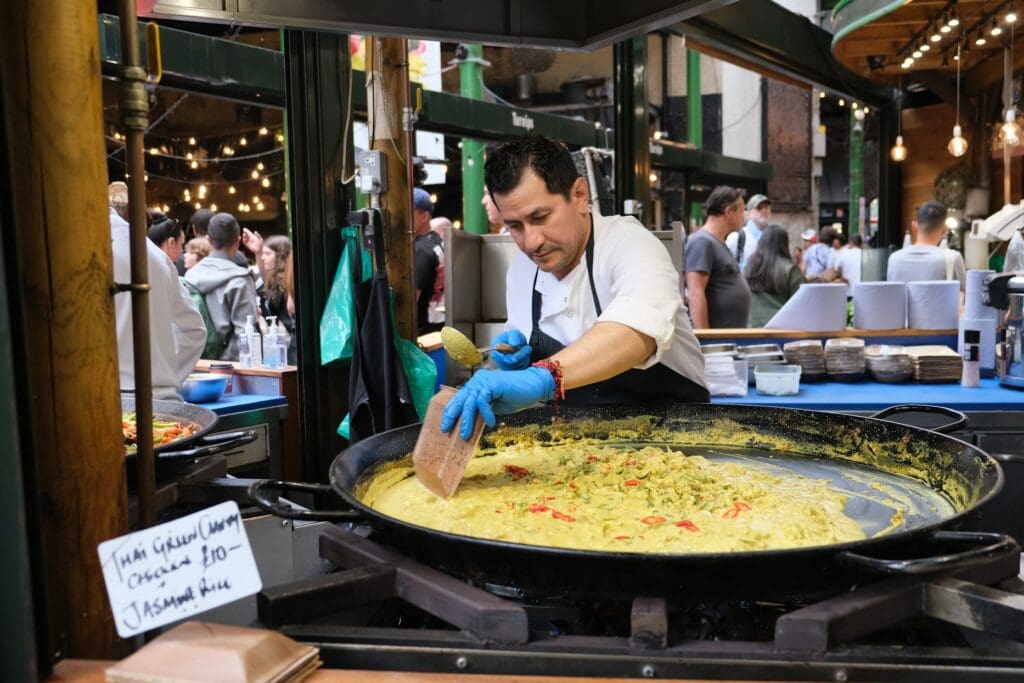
[
  {"xmin": 348, "ymin": 227, "xmax": 419, "ymax": 443},
  {"xmin": 529, "ymin": 220, "xmax": 709, "ymax": 405}
]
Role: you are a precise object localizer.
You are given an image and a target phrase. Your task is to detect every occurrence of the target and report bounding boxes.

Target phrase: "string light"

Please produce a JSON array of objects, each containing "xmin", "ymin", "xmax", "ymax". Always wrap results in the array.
[
  {"xmin": 194, "ymin": 202, "xmax": 201, "ymax": 210},
  {"xmin": 186, "ymin": 152, "xmax": 194, "ymax": 160},
  {"xmin": 453, "ymin": 220, "xmax": 462, "ymax": 229},
  {"xmin": 209, "ymin": 203, "xmax": 217, "ymax": 212},
  {"xmin": 190, "ymin": 160, "xmax": 199, "ymax": 169},
  {"xmin": 161, "ymin": 204, "xmax": 170, "ymax": 213},
  {"xmin": 228, "ymin": 186, "xmax": 236, "ymax": 194},
  {"xmin": 429, "ymin": 193, "xmax": 438, "ymax": 203},
  {"xmin": 257, "ymin": 202, "xmax": 265, "ymax": 211},
  {"xmin": 149, "ymin": 147, "xmax": 160, "ymax": 155},
  {"xmin": 239, "ymin": 136, "xmax": 248, "ymax": 147},
  {"xmin": 838, "ymin": 98, "xmax": 846, "ymax": 107},
  {"xmin": 819, "ymin": 91, "xmax": 826, "ymax": 99},
  {"xmin": 649, "ymin": 172, "xmax": 658, "ymax": 183},
  {"xmin": 113, "ymin": 132, "xmax": 122, "ymax": 141},
  {"xmin": 275, "ymin": 132, "xmax": 285, "ymax": 143},
  {"xmin": 250, "ymin": 169, "xmax": 259, "ymax": 179},
  {"xmin": 261, "ymin": 177, "xmax": 271, "ymax": 187},
  {"xmin": 256, "ymin": 162, "xmax": 264, "ymax": 170},
  {"xmin": 222, "ymin": 145, "xmax": 234, "ymax": 156},
  {"xmin": 188, "ymin": 137, "xmax": 197, "ymax": 146},
  {"xmin": 259, "ymin": 126, "xmax": 269, "ymax": 136},
  {"xmin": 252, "ymin": 196, "xmax": 259, "ymax": 204}
]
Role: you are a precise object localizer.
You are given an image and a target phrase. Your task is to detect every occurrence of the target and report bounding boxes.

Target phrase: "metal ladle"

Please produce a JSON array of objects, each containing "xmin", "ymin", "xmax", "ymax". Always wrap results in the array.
[{"xmin": 441, "ymin": 326, "xmax": 519, "ymax": 367}]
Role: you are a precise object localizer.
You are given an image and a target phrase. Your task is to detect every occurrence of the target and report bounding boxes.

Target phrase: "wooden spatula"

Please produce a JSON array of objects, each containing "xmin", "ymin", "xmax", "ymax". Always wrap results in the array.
[{"xmin": 413, "ymin": 385, "xmax": 485, "ymax": 498}]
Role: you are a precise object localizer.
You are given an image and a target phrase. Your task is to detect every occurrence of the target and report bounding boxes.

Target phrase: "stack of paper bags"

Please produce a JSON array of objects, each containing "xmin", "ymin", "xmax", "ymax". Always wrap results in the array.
[
  {"xmin": 906, "ymin": 345, "xmax": 963, "ymax": 383},
  {"xmin": 106, "ymin": 622, "xmax": 321, "ymax": 683}
]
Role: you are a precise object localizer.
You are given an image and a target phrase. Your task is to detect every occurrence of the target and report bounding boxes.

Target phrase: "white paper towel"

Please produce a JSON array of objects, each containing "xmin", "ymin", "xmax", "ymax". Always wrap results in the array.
[
  {"xmin": 963, "ymin": 269, "xmax": 999, "ymax": 321},
  {"xmin": 852, "ymin": 282, "xmax": 906, "ymax": 330},
  {"xmin": 958, "ymin": 317, "xmax": 997, "ymax": 371},
  {"xmin": 765, "ymin": 283, "xmax": 848, "ymax": 331},
  {"xmin": 906, "ymin": 281, "xmax": 960, "ymax": 329}
]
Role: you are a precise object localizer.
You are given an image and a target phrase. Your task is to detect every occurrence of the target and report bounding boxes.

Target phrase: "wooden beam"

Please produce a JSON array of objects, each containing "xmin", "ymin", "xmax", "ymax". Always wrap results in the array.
[
  {"xmin": 966, "ymin": 45, "xmax": 1024, "ymax": 95},
  {"xmin": 366, "ymin": 37, "xmax": 415, "ymax": 340},
  {"xmin": 0, "ymin": 0, "xmax": 128, "ymax": 662}
]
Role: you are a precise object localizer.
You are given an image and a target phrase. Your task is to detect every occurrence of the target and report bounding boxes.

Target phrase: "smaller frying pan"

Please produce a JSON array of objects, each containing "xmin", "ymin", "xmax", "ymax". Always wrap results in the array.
[{"xmin": 121, "ymin": 396, "xmax": 258, "ymax": 479}]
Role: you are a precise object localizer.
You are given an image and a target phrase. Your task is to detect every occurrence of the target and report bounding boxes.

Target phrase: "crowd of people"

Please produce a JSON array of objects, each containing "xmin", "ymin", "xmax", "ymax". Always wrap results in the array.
[
  {"xmin": 109, "ymin": 181, "xmax": 297, "ymax": 401},
  {"xmin": 681, "ymin": 187, "xmax": 963, "ymax": 329}
]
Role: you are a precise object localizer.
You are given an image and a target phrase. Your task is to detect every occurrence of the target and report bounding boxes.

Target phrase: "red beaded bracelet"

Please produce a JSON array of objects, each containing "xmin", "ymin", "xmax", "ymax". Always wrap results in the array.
[{"xmin": 532, "ymin": 359, "xmax": 566, "ymax": 402}]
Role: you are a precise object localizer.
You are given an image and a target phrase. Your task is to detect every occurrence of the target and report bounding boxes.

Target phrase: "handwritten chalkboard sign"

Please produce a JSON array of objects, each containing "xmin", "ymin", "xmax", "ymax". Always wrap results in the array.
[{"xmin": 98, "ymin": 501, "xmax": 263, "ymax": 638}]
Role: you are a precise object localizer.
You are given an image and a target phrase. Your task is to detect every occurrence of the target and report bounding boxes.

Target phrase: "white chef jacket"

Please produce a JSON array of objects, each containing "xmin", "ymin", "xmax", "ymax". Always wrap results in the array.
[
  {"xmin": 110, "ymin": 209, "xmax": 206, "ymax": 401},
  {"xmin": 505, "ymin": 212, "xmax": 706, "ymax": 388}
]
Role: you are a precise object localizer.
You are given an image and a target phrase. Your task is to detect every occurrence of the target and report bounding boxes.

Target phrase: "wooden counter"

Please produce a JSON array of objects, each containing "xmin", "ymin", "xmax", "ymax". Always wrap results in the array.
[{"xmin": 49, "ymin": 659, "xmax": 770, "ymax": 683}]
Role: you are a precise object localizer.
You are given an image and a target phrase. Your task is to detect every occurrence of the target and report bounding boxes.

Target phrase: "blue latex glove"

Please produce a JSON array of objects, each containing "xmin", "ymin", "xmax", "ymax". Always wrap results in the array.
[
  {"xmin": 491, "ymin": 329, "xmax": 532, "ymax": 371},
  {"xmin": 440, "ymin": 368, "xmax": 555, "ymax": 440}
]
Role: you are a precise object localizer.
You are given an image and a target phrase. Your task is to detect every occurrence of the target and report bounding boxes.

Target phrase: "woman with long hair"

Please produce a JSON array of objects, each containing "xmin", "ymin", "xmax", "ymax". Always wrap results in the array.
[
  {"xmin": 146, "ymin": 209, "xmax": 185, "ymax": 267},
  {"xmin": 259, "ymin": 235, "xmax": 296, "ymax": 362},
  {"xmin": 744, "ymin": 225, "xmax": 806, "ymax": 327}
]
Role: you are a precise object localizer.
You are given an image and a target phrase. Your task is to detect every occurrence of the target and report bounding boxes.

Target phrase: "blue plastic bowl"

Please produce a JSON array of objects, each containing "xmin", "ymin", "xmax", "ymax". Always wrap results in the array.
[{"xmin": 180, "ymin": 373, "xmax": 228, "ymax": 403}]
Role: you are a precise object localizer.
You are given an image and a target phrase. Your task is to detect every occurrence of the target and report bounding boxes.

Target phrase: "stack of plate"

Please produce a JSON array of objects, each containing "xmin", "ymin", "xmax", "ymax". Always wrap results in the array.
[
  {"xmin": 737, "ymin": 344, "xmax": 785, "ymax": 385},
  {"xmin": 783, "ymin": 339, "xmax": 826, "ymax": 381},
  {"xmin": 865, "ymin": 345, "xmax": 914, "ymax": 383},
  {"xmin": 906, "ymin": 345, "xmax": 963, "ymax": 383},
  {"xmin": 825, "ymin": 338, "xmax": 866, "ymax": 382}
]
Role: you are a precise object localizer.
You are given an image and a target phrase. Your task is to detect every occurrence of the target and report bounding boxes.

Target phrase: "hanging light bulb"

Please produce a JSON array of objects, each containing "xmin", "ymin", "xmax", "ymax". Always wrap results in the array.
[
  {"xmin": 948, "ymin": 125, "xmax": 969, "ymax": 156},
  {"xmin": 890, "ymin": 135, "xmax": 908, "ymax": 162},
  {"xmin": 1000, "ymin": 108, "xmax": 1022, "ymax": 146}
]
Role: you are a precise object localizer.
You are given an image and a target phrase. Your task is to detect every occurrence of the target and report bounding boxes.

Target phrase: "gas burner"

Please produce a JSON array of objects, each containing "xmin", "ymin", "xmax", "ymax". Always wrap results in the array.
[{"xmin": 257, "ymin": 527, "xmax": 1024, "ymax": 681}]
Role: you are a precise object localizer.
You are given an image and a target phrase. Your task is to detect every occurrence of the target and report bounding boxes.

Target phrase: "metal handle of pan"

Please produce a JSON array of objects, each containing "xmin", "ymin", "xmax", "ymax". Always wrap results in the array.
[
  {"xmin": 869, "ymin": 404, "xmax": 969, "ymax": 434},
  {"xmin": 247, "ymin": 479, "xmax": 364, "ymax": 522},
  {"xmin": 156, "ymin": 430, "xmax": 259, "ymax": 461},
  {"xmin": 991, "ymin": 452, "xmax": 1024, "ymax": 464},
  {"xmin": 837, "ymin": 530, "xmax": 1020, "ymax": 575}
]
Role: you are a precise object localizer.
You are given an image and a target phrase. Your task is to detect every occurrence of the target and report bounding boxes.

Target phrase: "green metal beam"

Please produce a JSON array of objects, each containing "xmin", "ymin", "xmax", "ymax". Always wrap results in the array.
[
  {"xmin": 686, "ymin": 50, "xmax": 703, "ymax": 148},
  {"xmin": 699, "ymin": 150, "xmax": 773, "ymax": 180},
  {"xmin": 97, "ymin": 14, "xmax": 286, "ymax": 107},
  {"xmin": 849, "ymin": 109, "xmax": 863, "ymax": 235},
  {"xmin": 460, "ymin": 44, "xmax": 487, "ymax": 235}
]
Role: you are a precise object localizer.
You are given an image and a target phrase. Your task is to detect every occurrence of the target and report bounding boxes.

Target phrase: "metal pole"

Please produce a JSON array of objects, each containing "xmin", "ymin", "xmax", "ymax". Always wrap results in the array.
[
  {"xmin": 117, "ymin": 0, "xmax": 156, "ymax": 528},
  {"xmin": 1005, "ymin": 47, "xmax": 1013, "ymax": 205},
  {"xmin": 460, "ymin": 43, "xmax": 487, "ymax": 235},
  {"xmin": 686, "ymin": 47, "xmax": 702, "ymax": 226},
  {"xmin": 849, "ymin": 108, "xmax": 863, "ymax": 236}
]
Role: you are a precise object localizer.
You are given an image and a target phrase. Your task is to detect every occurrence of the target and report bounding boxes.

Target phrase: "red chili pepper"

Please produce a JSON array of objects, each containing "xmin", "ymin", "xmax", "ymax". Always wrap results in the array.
[
  {"xmin": 495, "ymin": 509, "xmax": 503, "ymax": 514},
  {"xmin": 722, "ymin": 501, "xmax": 750, "ymax": 519},
  {"xmin": 587, "ymin": 455, "xmax": 600, "ymax": 462},
  {"xmin": 735, "ymin": 502, "xmax": 751, "ymax": 511},
  {"xmin": 551, "ymin": 510, "xmax": 576, "ymax": 522},
  {"xmin": 625, "ymin": 459, "xmax": 636, "ymax": 466},
  {"xmin": 504, "ymin": 464, "xmax": 532, "ymax": 479},
  {"xmin": 528, "ymin": 504, "xmax": 550, "ymax": 513},
  {"xmin": 624, "ymin": 479, "xmax": 640, "ymax": 487},
  {"xmin": 545, "ymin": 496, "xmax": 556, "ymax": 501},
  {"xmin": 675, "ymin": 520, "xmax": 700, "ymax": 532},
  {"xmin": 568, "ymin": 480, "xmax": 577, "ymax": 489},
  {"xmin": 614, "ymin": 535, "xmax": 632, "ymax": 540},
  {"xmin": 641, "ymin": 516, "xmax": 667, "ymax": 525}
]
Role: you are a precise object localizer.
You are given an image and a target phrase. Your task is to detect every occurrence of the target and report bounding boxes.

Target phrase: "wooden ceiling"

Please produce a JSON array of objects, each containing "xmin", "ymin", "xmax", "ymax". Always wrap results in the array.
[{"xmin": 833, "ymin": 0, "xmax": 1023, "ymax": 89}]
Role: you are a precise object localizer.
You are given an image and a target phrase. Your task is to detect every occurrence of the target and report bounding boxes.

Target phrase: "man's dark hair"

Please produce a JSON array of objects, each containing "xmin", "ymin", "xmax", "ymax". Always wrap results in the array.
[
  {"xmin": 704, "ymin": 186, "xmax": 746, "ymax": 217},
  {"xmin": 850, "ymin": 234, "xmax": 863, "ymax": 247},
  {"xmin": 818, "ymin": 226, "xmax": 840, "ymax": 246},
  {"xmin": 915, "ymin": 199, "xmax": 947, "ymax": 234},
  {"xmin": 189, "ymin": 208, "xmax": 215, "ymax": 236},
  {"xmin": 484, "ymin": 135, "xmax": 580, "ymax": 201},
  {"xmin": 207, "ymin": 212, "xmax": 241, "ymax": 250}
]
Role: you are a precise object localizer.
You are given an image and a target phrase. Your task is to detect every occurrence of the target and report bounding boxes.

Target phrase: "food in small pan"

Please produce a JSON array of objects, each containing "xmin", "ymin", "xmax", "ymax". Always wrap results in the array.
[{"xmin": 122, "ymin": 412, "xmax": 200, "ymax": 452}]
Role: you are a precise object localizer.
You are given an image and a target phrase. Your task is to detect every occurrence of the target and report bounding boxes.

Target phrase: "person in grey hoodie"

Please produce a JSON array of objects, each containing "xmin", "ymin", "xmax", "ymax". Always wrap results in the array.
[{"xmin": 184, "ymin": 212, "xmax": 259, "ymax": 361}]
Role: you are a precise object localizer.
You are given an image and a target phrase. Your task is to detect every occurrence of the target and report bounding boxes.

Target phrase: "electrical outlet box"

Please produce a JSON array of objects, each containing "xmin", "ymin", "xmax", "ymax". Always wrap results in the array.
[{"xmin": 357, "ymin": 149, "xmax": 387, "ymax": 194}]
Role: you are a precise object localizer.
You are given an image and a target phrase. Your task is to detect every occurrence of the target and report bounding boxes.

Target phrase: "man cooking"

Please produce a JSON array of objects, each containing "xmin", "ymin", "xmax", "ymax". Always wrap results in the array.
[{"xmin": 441, "ymin": 135, "xmax": 708, "ymax": 439}]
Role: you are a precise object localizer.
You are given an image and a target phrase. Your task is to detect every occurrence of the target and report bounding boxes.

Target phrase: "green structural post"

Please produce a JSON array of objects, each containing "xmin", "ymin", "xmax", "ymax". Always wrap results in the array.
[
  {"xmin": 280, "ymin": 29, "xmax": 293, "ymax": 235},
  {"xmin": 686, "ymin": 49, "xmax": 702, "ymax": 227},
  {"xmin": 849, "ymin": 108, "xmax": 863, "ymax": 236},
  {"xmin": 460, "ymin": 43, "xmax": 487, "ymax": 235}
]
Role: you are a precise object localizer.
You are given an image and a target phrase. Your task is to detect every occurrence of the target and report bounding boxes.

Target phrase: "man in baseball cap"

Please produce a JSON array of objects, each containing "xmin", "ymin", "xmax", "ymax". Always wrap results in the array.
[
  {"xmin": 886, "ymin": 199, "xmax": 966, "ymax": 289},
  {"xmin": 413, "ymin": 188, "xmax": 445, "ymax": 335},
  {"xmin": 725, "ymin": 193, "xmax": 772, "ymax": 269}
]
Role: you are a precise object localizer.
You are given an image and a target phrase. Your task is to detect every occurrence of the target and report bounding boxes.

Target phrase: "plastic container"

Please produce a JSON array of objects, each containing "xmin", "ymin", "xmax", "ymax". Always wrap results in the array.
[
  {"xmin": 754, "ymin": 364, "xmax": 802, "ymax": 396},
  {"xmin": 207, "ymin": 363, "xmax": 235, "ymax": 395},
  {"xmin": 705, "ymin": 356, "xmax": 747, "ymax": 397},
  {"xmin": 180, "ymin": 373, "xmax": 229, "ymax": 403}
]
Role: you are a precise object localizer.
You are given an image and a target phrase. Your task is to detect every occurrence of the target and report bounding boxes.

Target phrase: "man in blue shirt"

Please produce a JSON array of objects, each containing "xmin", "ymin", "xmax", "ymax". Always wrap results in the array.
[{"xmin": 725, "ymin": 193, "xmax": 771, "ymax": 270}]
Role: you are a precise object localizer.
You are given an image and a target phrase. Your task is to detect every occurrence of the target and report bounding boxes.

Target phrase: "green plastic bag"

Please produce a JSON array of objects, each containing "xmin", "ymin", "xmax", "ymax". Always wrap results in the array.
[{"xmin": 320, "ymin": 227, "xmax": 371, "ymax": 365}]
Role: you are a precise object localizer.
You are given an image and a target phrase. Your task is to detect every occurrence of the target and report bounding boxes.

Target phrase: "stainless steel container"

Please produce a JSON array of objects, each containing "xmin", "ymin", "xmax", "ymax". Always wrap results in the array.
[{"xmin": 983, "ymin": 273, "xmax": 1024, "ymax": 389}]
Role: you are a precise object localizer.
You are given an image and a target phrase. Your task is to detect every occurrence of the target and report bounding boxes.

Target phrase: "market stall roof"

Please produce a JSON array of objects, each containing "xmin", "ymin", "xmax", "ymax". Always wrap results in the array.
[
  {"xmin": 832, "ymin": 0, "xmax": 1024, "ymax": 94},
  {"xmin": 672, "ymin": 0, "xmax": 895, "ymax": 108},
  {"xmin": 140, "ymin": 0, "xmax": 739, "ymax": 50}
]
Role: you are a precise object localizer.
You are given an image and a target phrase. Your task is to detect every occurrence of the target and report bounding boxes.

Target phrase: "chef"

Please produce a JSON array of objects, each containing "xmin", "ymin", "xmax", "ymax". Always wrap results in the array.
[{"xmin": 442, "ymin": 135, "xmax": 708, "ymax": 439}]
